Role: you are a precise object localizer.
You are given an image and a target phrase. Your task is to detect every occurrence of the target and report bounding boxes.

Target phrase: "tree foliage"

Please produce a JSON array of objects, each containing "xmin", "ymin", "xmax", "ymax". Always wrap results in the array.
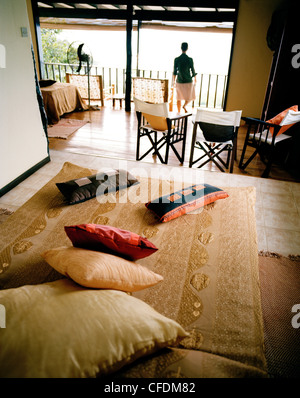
[{"xmin": 41, "ymin": 29, "xmax": 75, "ymax": 63}]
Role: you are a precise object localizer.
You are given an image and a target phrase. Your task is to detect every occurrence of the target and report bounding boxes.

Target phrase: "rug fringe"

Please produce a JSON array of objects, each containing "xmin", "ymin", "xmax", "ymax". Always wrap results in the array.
[
  {"xmin": 258, "ymin": 250, "xmax": 282, "ymax": 258},
  {"xmin": 204, "ymin": 202, "xmax": 216, "ymax": 211},
  {"xmin": 258, "ymin": 250, "xmax": 300, "ymax": 261},
  {"xmin": 288, "ymin": 254, "xmax": 300, "ymax": 261},
  {"xmin": 0, "ymin": 208, "xmax": 13, "ymax": 216}
]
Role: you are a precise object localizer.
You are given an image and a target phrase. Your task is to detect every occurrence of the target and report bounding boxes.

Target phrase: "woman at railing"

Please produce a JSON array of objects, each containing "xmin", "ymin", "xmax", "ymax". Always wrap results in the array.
[{"xmin": 172, "ymin": 42, "xmax": 197, "ymax": 113}]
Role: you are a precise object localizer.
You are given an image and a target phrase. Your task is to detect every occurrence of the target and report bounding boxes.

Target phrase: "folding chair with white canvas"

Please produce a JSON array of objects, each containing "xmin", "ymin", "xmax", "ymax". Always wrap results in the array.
[
  {"xmin": 239, "ymin": 108, "xmax": 300, "ymax": 178},
  {"xmin": 134, "ymin": 97, "xmax": 191, "ymax": 164},
  {"xmin": 189, "ymin": 109, "xmax": 242, "ymax": 173}
]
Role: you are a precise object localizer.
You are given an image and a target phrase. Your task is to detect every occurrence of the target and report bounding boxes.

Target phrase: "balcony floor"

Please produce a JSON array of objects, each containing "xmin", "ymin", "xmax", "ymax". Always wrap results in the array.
[{"xmin": 47, "ymin": 103, "xmax": 300, "ymax": 183}]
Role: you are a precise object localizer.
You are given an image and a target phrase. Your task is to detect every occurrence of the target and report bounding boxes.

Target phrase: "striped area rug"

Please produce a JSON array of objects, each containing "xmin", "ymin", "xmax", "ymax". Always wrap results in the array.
[{"xmin": 47, "ymin": 118, "xmax": 88, "ymax": 139}]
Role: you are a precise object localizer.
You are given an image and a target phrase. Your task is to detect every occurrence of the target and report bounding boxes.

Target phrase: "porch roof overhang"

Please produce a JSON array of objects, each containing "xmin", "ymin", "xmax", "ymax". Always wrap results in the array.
[{"xmin": 34, "ymin": 1, "xmax": 238, "ymax": 24}]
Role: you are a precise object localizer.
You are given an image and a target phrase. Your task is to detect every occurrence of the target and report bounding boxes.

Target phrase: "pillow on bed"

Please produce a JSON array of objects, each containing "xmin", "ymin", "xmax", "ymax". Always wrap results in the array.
[
  {"xmin": 39, "ymin": 79, "xmax": 56, "ymax": 87},
  {"xmin": 0, "ymin": 278, "xmax": 188, "ymax": 377},
  {"xmin": 56, "ymin": 169, "xmax": 139, "ymax": 205},
  {"xmin": 41, "ymin": 246, "xmax": 163, "ymax": 292},
  {"xmin": 145, "ymin": 183, "xmax": 228, "ymax": 222},
  {"xmin": 65, "ymin": 224, "xmax": 158, "ymax": 260}
]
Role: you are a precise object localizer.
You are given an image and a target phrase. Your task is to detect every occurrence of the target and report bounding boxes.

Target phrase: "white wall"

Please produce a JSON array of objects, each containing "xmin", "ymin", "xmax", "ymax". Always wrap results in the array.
[{"xmin": 0, "ymin": 0, "xmax": 49, "ymax": 191}]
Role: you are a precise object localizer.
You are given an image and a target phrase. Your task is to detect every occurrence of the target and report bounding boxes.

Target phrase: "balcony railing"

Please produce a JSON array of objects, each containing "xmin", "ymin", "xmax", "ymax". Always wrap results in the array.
[{"xmin": 43, "ymin": 62, "xmax": 227, "ymax": 109}]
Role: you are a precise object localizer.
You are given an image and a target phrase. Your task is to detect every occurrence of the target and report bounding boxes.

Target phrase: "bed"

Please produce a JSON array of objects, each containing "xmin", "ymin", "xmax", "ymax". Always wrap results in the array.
[
  {"xmin": 0, "ymin": 162, "xmax": 267, "ymax": 378},
  {"xmin": 40, "ymin": 81, "xmax": 88, "ymax": 124}
]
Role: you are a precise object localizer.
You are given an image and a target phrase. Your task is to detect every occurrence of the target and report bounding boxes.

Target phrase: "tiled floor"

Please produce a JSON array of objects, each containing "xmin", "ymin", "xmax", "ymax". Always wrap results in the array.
[{"xmin": 1, "ymin": 149, "xmax": 299, "ymax": 256}]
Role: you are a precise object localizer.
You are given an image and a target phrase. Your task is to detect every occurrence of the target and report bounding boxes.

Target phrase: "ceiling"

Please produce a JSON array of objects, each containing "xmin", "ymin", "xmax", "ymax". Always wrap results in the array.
[{"xmin": 34, "ymin": 1, "xmax": 238, "ymax": 29}]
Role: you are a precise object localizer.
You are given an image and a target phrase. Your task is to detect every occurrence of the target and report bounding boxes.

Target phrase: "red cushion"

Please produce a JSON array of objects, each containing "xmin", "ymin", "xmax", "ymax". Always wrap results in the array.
[
  {"xmin": 64, "ymin": 224, "xmax": 158, "ymax": 260},
  {"xmin": 266, "ymin": 105, "xmax": 298, "ymax": 136}
]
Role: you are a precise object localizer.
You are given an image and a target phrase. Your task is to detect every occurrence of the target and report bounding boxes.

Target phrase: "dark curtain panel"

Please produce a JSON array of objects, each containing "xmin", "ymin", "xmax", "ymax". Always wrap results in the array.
[{"xmin": 31, "ymin": 44, "xmax": 49, "ymax": 147}]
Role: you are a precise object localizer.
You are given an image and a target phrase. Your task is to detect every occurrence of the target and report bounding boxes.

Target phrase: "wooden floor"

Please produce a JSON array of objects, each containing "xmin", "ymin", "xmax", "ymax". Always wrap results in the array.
[{"xmin": 48, "ymin": 103, "xmax": 300, "ymax": 183}]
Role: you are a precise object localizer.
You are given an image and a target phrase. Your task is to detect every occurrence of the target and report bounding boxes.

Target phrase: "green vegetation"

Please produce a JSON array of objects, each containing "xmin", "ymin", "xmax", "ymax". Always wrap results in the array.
[{"xmin": 41, "ymin": 28, "xmax": 75, "ymax": 64}]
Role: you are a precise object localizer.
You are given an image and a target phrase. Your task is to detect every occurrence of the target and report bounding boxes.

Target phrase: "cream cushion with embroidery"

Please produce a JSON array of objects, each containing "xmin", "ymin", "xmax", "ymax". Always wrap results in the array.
[
  {"xmin": 41, "ymin": 246, "xmax": 163, "ymax": 292},
  {"xmin": 0, "ymin": 279, "xmax": 188, "ymax": 377}
]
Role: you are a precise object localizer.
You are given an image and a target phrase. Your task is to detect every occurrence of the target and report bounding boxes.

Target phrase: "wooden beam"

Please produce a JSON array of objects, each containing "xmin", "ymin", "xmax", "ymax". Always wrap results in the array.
[
  {"xmin": 131, "ymin": 0, "xmax": 238, "ymax": 6},
  {"xmin": 35, "ymin": 0, "xmax": 238, "ymax": 7},
  {"xmin": 37, "ymin": 8, "xmax": 236, "ymax": 23},
  {"xmin": 133, "ymin": 10, "xmax": 236, "ymax": 23},
  {"xmin": 136, "ymin": 20, "xmax": 141, "ymax": 76},
  {"xmin": 221, "ymin": 0, "xmax": 240, "ymax": 110},
  {"xmin": 30, "ymin": 0, "xmax": 45, "ymax": 79},
  {"xmin": 125, "ymin": 4, "xmax": 133, "ymax": 111},
  {"xmin": 38, "ymin": 8, "xmax": 129, "ymax": 19}
]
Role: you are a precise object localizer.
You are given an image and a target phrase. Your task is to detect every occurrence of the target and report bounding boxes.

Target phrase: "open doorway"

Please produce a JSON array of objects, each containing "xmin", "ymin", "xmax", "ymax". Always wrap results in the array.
[
  {"xmin": 39, "ymin": 19, "xmax": 233, "ymax": 110},
  {"xmin": 33, "ymin": 2, "xmax": 238, "ymax": 112},
  {"xmin": 135, "ymin": 21, "xmax": 233, "ymax": 109}
]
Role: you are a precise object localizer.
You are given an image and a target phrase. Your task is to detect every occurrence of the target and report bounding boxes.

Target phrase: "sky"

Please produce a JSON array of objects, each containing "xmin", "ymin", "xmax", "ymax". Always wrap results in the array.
[{"xmin": 59, "ymin": 27, "xmax": 233, "ymax": 76}]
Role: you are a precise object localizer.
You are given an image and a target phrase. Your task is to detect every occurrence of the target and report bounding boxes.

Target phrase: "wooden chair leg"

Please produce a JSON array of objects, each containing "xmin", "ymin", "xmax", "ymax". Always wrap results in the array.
[
  {"xmin": 136, "ymin": 130, "xmax": 141, "ymax": 161},
  {"xmin": 181, "ymin": 117, "xmax": 188, "ymax": 164},
  {"xmin": 189, "ymin": 124, "xmax": 197, "ymax": 168},
  {"xmin": 136, "ymin": 112, "xmax": 142, "ymax": 161},
  {"xmin": 230, "ymin": 147, "xmax": 234, "ymax": 173},
  {"xmin": 239, "ymin": 125, "xmax": 251, "ymax": 169},
  {"xmin": 164, "ymin": 135, "xmax": 170, "ymax": 164},
  {"xmin": 261, "ymin": 147, "xmax": 275, "ymax": 178},
  {"xmin": 230, "ymin": 137, "xmax": 237, "ymax": 173}
]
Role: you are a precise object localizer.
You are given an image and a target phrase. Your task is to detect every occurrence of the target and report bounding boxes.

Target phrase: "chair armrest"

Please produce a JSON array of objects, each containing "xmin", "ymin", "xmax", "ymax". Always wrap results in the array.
[
  {"xmin": 168, "ymin": 112, "xmax": 192, "ymax": 121},
  {"xmin": 242, "ymin": 116, "xmax": 279, "ymax": 128}
]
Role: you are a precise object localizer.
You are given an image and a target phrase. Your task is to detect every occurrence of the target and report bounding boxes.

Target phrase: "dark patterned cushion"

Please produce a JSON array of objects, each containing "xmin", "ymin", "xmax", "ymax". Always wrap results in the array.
[
  {"xmin": 56, "ymin": 169, "xmax": 139, "ymax": 205},
  {"xmin": 39, "ymin": 79, "xmax": 56, "ymax": 87},
  {"xmin": 145, "ymin": 184, "xmax": 228, "ymax": 222}
]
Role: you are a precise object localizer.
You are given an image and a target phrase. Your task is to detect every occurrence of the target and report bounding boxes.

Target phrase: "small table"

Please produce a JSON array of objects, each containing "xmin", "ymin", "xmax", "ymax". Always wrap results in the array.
[{"xmin": 112, "ymin": 94, "xmax": 125, "ymax": 108}]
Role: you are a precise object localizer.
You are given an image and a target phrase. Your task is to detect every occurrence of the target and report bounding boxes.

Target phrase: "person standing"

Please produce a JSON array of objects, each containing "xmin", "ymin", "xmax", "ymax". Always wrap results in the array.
[{"xmin": 172, "ymin": 42, "xmax": 197, "ymax": 113}]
